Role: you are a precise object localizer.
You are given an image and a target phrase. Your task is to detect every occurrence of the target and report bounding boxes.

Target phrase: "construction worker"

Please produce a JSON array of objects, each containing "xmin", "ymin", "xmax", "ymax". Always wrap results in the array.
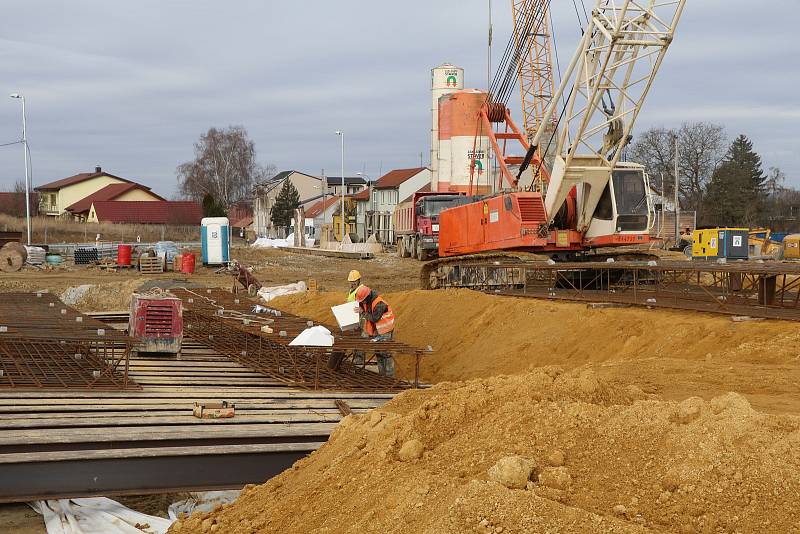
[
  {"xmin": 354, "ymin": 285, "xmax": 396, "ymax": 377},
  {"xmin": 346, "ymin": 270, "xmax": 365, "ymax": 302}
]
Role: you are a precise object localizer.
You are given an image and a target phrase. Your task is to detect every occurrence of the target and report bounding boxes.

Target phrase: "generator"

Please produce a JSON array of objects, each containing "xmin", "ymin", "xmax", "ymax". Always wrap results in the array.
[
  {"xmin": 129, "ymin": 291, "xmax": 183, "ymax": 353},
  {"xmin": 692, "ymin": 228, "xmax": 749, "ymax": 260}
]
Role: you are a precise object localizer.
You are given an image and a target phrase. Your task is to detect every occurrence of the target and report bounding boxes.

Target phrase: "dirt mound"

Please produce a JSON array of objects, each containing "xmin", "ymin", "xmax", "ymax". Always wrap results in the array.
[
  {"xmin": 270, "ymin": 289, "xmax": 800, "ymax": 380},
  {"xmin": 168, "ymin": 369, "xmax": 800, "ymax": 533}
]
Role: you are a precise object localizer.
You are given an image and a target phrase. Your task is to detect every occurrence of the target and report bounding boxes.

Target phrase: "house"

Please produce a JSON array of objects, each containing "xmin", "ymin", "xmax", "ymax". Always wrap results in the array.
[
  {"xmin": 88, "ymin": 201, "xmax": 203, "ymax": 225},
  {"xmin": 65, "ymin": 183, "xmax": 165, "ymax": 221},
  {"xmin": 362, "ymin": 167, "xmax": 431, "ymax": 243},
  {"xmin": 34, "ymin": 166, "xmax": 147, "ymax": 217},
  {"xmin": 252, "ymin": 170, "xmax": 323, "ymax": 237},
  {"xmin": 0, "ymin": 192, "xmax": 39, "ymax": 217},
  {"xmin": 325, "ymin": 176, "xmax": 367, "ymax": 196}
]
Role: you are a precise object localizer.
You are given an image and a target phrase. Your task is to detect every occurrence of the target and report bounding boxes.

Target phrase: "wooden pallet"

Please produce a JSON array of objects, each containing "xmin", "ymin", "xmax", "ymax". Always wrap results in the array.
[{"xmin": 139, "ymin": 257, "xmax": 164, "ymax": 274}]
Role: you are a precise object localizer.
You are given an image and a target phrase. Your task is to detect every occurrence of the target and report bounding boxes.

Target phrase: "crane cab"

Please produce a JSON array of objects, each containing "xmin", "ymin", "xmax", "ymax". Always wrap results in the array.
[{"xmin": 582, "ymin": 163, "xmax": 652, "ymax": 247}]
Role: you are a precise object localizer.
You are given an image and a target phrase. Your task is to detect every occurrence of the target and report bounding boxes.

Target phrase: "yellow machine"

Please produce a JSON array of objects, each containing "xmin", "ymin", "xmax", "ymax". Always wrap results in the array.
[
  {"xmin": 783, "ymin": 234, "xmax": 800, "ymax": 260},
  {"xmin": 692, "ymin": 228, "xmax": 749, "ymax": 260}
]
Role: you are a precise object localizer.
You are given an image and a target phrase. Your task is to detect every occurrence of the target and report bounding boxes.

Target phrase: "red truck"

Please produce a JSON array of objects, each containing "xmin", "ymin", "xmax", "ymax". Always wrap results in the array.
[{"xmin": 393, "ymin": 192, "xmax": 473, "ymax": 260}]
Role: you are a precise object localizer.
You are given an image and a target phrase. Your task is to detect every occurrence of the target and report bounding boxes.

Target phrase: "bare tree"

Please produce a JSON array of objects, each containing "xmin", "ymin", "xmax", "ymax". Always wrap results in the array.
[
  {"xmin": 677, "ymin": 122, "xmax": 727, "ymax": 216},
  {"xmin": 176, "ymin": 126, "xmax": 275, "ymax": 210},
  {"xmin": 630, "ymin": 122, "xmax": 726, "ymax": 219},
  {"xmin": 630, "ymin": 127, "xmax": 675, "ymax": 197}
]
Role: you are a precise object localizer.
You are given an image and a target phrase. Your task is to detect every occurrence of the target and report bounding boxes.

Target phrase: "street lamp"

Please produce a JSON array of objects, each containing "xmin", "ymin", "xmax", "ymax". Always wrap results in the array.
[
  {"xmin": 9, "ymin": 93, "xmax": 31, "ymax": 245},
  {"xmin": 335, "ymin": 131, "xmax": 345, "ymax": 241}
]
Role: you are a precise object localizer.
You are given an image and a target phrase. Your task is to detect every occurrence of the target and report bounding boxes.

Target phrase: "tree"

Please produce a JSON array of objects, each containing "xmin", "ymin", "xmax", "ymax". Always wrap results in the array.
[
  {"xmin": 703, "ymin": 135, "xmax": 766, "ymax": 226},
  {"xmin": 176, "ymin": 126, "xmax": 275, "ymax": 209},
  {"xmin": 270, "ymin": 180, "xmax": 300, "ymax": 229},
  {"xmin": 630, "ymin": 122, "xmax": 726, "ymax": 219},
  {"xmin": 202, "ymin": 193, "xmax": 226, "ymax": 217}
]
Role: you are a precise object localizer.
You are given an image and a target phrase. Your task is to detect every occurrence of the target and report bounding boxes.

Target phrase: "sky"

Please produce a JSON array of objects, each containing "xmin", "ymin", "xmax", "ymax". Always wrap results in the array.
[{"xmin": 0, "ymin": 0, "xmax": 797, "ymax": 197}]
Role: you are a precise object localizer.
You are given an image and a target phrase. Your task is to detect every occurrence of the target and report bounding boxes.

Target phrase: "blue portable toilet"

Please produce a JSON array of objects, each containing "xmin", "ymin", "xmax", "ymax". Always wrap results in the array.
[{"xmin": 201, "ymin": 217, "xmax": 230, "ymax": 265}]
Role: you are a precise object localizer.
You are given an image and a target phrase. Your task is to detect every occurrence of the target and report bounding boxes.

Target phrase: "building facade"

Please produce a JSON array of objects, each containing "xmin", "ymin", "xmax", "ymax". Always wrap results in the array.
[
  {"xmin": 252, "ymin": 171, "xmax": 323, "ymax": 237},
  {"xmin": 359, "ymin": 168, "xmax": 431, "ymax": 243}
]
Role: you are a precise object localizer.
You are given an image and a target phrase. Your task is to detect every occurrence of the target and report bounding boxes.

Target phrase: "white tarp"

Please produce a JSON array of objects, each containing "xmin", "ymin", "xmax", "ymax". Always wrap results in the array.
[
  {"xmin": 30, "ymin": 492, "xmax": 241, "ymax": 534},
  {"xmin": 251, "ymin": 233, "xmax": 293, "ymax": 249},
  {"xmin": 168, "ymin": 491, "xmax": 240, "ymax": 521},
  {"xmin": 31, "ymin": 498, "xmax": 173, "ymax": 534},
  {"xmin": 257, "ymin": 281, "xmax": 307, "ymax": 302},
  {"xmin": 289, "ymin": 325, "xmax": 334, "ymax": 347}
]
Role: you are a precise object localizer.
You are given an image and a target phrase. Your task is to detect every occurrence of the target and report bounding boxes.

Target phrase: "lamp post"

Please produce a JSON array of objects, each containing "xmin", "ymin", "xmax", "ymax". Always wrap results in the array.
[
  {"xmin": 9, "ymin": 93, "xmax": 31, "ymax": 245},
  {"xmin": 335, "ymin": 131, "xmax": 345, "ymax": 240}
]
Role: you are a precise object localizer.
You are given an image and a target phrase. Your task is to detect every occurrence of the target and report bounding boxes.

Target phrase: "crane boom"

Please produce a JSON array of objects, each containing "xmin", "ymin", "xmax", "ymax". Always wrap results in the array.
[
  {"xmin": 532, "ymin": 0, "xmax": 687, "ymax": 230},
  {"xmin": 511, "ymin": 0, "xmax": 556, "ymax": 138}
]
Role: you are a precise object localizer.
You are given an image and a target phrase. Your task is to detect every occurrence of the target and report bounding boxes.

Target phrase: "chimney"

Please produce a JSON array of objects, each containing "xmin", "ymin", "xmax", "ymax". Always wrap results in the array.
[{"xmin": 95, "ymin": 166, "xmax": 102, "ymax": 173}]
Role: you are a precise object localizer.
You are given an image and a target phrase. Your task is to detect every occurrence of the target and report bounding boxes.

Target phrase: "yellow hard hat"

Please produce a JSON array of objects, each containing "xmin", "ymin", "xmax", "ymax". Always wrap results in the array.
[{"xmin": 347, "ymin": 270, "xmax": 361, "ymax": 282}]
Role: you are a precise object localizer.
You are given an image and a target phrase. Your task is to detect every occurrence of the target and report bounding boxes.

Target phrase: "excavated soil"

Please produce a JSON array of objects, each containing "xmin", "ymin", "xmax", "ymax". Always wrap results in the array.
[
  {"xmin": 270, "ymin": 289, "xmax": 800, "ymax": 415},
  {"xmin": 168, "ymin": 368, "xmax": 800, "ymax": 533}
]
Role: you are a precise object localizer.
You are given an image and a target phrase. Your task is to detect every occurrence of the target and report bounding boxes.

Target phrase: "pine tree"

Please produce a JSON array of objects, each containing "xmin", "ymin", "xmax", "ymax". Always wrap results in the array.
[
  {"xmin": 270, "ymin": 180, "xmax": 300, "ymax": 229},
  {"xmin": 202, "ymin": 193, "xmax": 226, "ymax": 217},
  {"xmin": 702, "ymin": 135, "xmax": 766, "ymax": 226}
]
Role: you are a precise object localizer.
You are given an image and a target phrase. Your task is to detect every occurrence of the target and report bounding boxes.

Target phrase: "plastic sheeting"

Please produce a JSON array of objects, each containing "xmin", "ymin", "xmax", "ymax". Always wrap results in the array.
[
  {"xmin": 251, "ymin": 233, "xmax": 293, "ymax": 249},
  {"xmin": 257, "ymin": 281, "xmax": 307, "ymax": 302},
  {"xmin": 31, "ymin": 498, "xmax": 173, "ymax": 534},
  {"xmin": 289, "ymin": 325, "xmax": 334, "ymax": 347},
  {"xmin": 30, "ymin": 492, "xmax": 241, "ymax": 534},
  {"xmin": 167, "ymin": 491, "xmax": 240, "ymax": 520}
]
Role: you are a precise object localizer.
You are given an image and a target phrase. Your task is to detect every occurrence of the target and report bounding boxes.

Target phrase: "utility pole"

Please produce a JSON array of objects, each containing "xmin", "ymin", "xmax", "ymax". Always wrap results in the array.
[
  {"xmin": 10, "ymin": 93, "xmax": 31, "ymax": 245},
  {"xmin": 674, "ymin": 135, "xmax": 680, "ymax": 247},
  {"xmin": 335, "ymin": 131, "xmax": 345, "ymax": 240}
]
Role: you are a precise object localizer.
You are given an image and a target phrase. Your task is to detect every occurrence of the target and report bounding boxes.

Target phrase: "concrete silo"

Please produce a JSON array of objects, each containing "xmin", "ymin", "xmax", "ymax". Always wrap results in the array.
[
  {"xmin": 437, "ymin": 89, "xmax": 492, "ymax": 194},
  {"xmin": 430, "ymin": 63, "xmax": 464, "ymax": 191}
]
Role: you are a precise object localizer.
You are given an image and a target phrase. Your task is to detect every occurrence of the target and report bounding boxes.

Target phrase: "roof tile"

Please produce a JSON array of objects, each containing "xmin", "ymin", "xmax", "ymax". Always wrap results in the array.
[{"xmin": 91, "ymin": 201, "xmax": 203, "ymax": 225}]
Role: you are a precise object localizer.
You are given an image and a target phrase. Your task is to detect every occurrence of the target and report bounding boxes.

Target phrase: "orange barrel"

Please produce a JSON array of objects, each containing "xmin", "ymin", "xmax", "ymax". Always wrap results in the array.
[
  {"xmin": 181, "ymin": 253, "xmax": 196, "ymax": 274},
  {"xmin": 117, "ymin": 244, "xmax": 132, "ymax": 266}
]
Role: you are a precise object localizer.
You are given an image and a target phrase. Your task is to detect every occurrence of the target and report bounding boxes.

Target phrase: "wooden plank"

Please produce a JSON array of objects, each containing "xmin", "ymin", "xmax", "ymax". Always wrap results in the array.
[
  {"xmin": 0, "ymin": 407, "xmax": 360, "ymax": 420},
  {"xmin": 0, "ymin": 442, "xmax": 324, "ymax": 464},
  {"xmin": 0, "ymin": 399, "xmax": 385, "ymax": 414},
  {"xmin": 0, "ymin": 390, "xmax": 396, "ymax": 399},
  {"xmin": 0, "ymin": 411, "xmax": 352, "ymax": 429},
  {"xmin": 0, "ymin": 422, "xmax": 339, "ymax": 445}
]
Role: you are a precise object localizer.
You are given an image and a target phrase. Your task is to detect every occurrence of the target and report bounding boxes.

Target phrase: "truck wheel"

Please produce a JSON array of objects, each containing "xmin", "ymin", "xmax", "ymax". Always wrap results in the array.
[
  {"xmin": 402, "ymin": 238, "xmax": 412, "ymax": 258},
  {"xmin": 397, "ymin": 239, "xmax": 405, "ymax": 258},
  {"xmin": 416, "ymin": 240, "xmax": 427, "ymax": 261},
  {"xmin": 410, "ymin": 237, "xmax": 418, "ymax": 259}
]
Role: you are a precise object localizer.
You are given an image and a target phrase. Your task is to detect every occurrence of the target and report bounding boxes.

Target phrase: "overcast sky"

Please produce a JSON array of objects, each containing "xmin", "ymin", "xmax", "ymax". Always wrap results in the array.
[{"xmin": 1, "ymin": 0, "xmax": 797, "ymax": 196}]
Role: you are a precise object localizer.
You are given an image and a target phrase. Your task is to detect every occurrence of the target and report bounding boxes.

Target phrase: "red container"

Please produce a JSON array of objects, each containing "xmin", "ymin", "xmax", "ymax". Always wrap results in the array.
[
  {"xmin": 117, "ymin": 244, "xmax": 132, "ymax": 266},
  {"xmin": 181, "ymin": 253, "xmax": 196, "ymax": 274},
  {"xmin": 129, "ymin": 293, "xmax": 183, "ymax": 353}
]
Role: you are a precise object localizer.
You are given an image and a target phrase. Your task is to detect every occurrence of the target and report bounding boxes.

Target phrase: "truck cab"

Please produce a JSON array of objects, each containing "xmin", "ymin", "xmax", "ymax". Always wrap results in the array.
[{"xmin": 394, "ymin": 193, "xmax": 472, "ymax": 260}]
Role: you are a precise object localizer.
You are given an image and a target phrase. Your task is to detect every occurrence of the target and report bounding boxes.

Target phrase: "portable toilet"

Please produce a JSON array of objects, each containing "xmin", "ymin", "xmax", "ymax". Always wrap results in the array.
[{"xmin": 201, "ymin": 217, "xmax": 230, "ymax": 265}]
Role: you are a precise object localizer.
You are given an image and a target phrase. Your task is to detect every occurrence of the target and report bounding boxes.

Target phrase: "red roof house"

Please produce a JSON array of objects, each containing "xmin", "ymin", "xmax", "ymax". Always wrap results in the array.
[
  {"xmin": 65, "ymin": 183, "xmax": 165, "ymax": 219},
  {"xmin": 88, "ymin": 201, "xmax": 203, "ymax": 225}
]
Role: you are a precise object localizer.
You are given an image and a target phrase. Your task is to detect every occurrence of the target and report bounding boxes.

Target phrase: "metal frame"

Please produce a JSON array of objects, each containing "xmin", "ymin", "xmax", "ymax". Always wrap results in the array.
[
  {"xmin": 512, "ymin": 0, "xmax": 556, "ymax": 138},
  {"xmin": 176, "ymin": 288, "xmax": 428, "ymax": 391},
  {"xmin": 429, "ymin": 259, "xmax": 800, "ymax": 322},
  {"xmin": 0, "ymin": 293, "xmax": 135, "ymax": 390}
]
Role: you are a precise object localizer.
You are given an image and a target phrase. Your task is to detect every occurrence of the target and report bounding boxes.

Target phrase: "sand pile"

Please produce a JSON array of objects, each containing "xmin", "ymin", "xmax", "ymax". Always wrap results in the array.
[
  {"xmin": 270, "ymin": 289, "xmax": 800, "ymax": 382},
  {"xmin": 168, "ymin": 368, "xmax": 800, "ymax": 533}
]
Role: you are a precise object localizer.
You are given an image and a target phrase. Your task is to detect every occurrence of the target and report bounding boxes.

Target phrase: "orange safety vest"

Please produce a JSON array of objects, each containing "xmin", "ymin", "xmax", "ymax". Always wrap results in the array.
[{"xmin": 361, "ymin": 296, "xmax": 395, "ymax": 336}]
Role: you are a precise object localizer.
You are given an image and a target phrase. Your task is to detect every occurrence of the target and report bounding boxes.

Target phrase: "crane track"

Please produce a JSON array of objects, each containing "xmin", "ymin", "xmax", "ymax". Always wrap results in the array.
[{"xmin": 419, "ymin": 252, "xmax": 660, "ymax": 291}]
